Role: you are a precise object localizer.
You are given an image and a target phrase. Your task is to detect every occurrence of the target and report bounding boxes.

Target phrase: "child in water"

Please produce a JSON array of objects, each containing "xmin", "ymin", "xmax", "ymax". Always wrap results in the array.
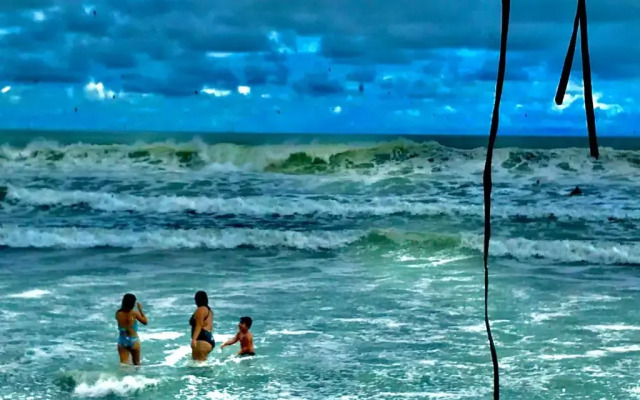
[{"xmin": 221, "ymin": 316, "xmax": 255, "ymax": 356}]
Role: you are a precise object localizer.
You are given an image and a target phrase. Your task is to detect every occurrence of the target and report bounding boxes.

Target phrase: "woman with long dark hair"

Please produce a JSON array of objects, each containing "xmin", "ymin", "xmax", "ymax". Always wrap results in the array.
[
  {"xmin": 190, "ymin": 290, "xmax": 215, "ymax": 361},
  {"xmin": 115, "ymin": 293, "xmax": 148, "ymax": 365}
]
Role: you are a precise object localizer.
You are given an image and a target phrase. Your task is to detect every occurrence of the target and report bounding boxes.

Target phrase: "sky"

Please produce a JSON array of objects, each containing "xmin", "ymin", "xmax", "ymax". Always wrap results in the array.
[{"xmin": 0, "ymin": 0, "xmax": 638, "ymax": 135}]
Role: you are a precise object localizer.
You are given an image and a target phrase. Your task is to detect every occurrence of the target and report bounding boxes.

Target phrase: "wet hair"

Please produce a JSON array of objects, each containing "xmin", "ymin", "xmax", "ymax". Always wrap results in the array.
[
  {"xmin": 194, "ymin": 291, "xmax": 209, "ymax": 308},
  {"xmin": 120, "ymin": 293, "xmax": 136, "ymax": 312},
  {"xmin": 239, "ymin": 316, "xmax": 252, "ymax": 329}
]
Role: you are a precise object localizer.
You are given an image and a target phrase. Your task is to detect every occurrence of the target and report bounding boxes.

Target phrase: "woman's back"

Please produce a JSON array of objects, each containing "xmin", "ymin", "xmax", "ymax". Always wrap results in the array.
[{"xmin": 116, "ymin": 310, "xmax": 138, "ymax": 336}]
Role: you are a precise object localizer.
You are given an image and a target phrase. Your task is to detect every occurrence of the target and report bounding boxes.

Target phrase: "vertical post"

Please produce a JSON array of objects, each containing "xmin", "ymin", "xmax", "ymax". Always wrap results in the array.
[{"xmin": 483, "ymin": 0, "xmax": 510, "ymax": 398}]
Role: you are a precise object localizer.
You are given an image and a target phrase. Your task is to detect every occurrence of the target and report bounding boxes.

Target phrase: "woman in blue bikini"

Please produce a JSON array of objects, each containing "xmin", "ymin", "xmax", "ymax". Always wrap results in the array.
[{"xmin": 115, "ymin": 293, "xmax": 148, "ymax": 365}]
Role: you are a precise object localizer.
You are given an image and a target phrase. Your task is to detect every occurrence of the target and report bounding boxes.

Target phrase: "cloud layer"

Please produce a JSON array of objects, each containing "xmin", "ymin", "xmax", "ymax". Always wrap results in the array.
[{"xmin": 0, "ymin": 0, "xmax": 637, "ymax": 134}]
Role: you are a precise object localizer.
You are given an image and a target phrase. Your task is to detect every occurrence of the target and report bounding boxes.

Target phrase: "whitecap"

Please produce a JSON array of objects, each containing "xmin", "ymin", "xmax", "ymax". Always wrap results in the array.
[
  {"xmin": 462, "ymin": 234, "xmax": 640, "ymax": 265},
  {"xmin": 7, "ymin": 289, "xmax": 50, "ymax": 299},
  {"xmin": 161, "ymin": 345, "xmax": 192, "ymax": 367},
  {"xmin": 73, "ymin": 374, "xmax": 159, "ymax": 397},
  {"xmin": 0, "ymin": 226, "xmax": 363, "ymax": 251},
  {"xmin": 539, "ymin": 354, "xmax": 586, "ymax": 360},
  {"xmin": 530, "ymin": 312, "xmax": 569, "ymax": 324},
  {"xmin": 585, "ymin": 324, "xmax": 640, "ymax": 332},
  {"xmin": 266, "ymin": 329, "xmax": 320, "ymax": 336},
  {"xmin": 458, "ymin": 324, "xmax": 486, "ymax": 333},
  {"xmin": 605, "ymin": 345, "xmax": 640, "ymax": 353},
  {"xmin": 138, "ymin": 331, "xmax": 184, "ymax": 341}
]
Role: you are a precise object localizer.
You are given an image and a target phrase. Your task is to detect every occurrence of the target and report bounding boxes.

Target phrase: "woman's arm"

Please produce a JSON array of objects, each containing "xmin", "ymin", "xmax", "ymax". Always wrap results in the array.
[
  {"xmin": 191, "ymin": 307, "xmax": 206, "ymax": 347},
  {"xmin": 135, "ymin": 302, "xmax": 148, "ymax": 325}
]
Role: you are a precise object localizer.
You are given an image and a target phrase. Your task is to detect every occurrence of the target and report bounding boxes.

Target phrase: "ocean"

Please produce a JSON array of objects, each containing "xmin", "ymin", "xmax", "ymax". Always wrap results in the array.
[{"xmin": 1, "ymin": 131, "xmax": 639, "ymax": 399}]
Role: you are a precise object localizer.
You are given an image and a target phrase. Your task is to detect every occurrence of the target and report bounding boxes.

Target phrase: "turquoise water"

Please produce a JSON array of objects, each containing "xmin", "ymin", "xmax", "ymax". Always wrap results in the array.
[{"xmin": 1, "ymin": 132, "xmax": 640, "ymax": 399}]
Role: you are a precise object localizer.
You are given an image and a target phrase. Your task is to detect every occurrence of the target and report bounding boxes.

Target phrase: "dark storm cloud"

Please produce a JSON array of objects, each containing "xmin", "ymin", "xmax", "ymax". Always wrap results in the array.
[
  {"xmin": 345, "ymin": 69, "xmax": 376, "ymax": 83},
  {"xmin": 172, "ymin": 57, "xmax": 241, "ymax": 89},
  {"xmin": 93, "ymin": 46, "xmax": 137, "ymax": 70},
  {"xmin": 406, "ymin": 80, "xmax": 442, "ymax": 99},
  {"xmin": 0, "ymin": 0, "xmax": 52, "ymax": 12},
  {"xmin": 0, "ymin": 55, "xmax": 86, "ymax": 84},
  {"xmin": 121, "ymin": 74, "xmax": 198, "ymax": 97},
  {"xmin": 293, "ymin": 73, "xmax": 343, "ymax": 96},
  {"xmin": 0, "ymin": 0, "xmax": 639, "ymax": 99},
  {"xmin": 119, "ymin": 57, "xmax": 242, "ymax": 96},
  {"xmin": 467, "ymin": 57, "xmax": 531, "ymax": 82},
  {"xmin": 244, "ymin": 63, "xmax": 288, "ymax": 86}
]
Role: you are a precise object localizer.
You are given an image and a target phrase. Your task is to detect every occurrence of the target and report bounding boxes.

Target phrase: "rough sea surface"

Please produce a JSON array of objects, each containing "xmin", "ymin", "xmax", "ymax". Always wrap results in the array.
[{"xmin": 1, "ymin": 132, "xmax": 639, "ymax": 399}]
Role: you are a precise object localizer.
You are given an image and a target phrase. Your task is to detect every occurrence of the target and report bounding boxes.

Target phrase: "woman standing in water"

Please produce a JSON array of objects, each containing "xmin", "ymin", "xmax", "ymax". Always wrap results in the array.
[
  {"xmin": 115, "ymin": 293, "xmax": 148, "ymax": 365},
  {"xmin": 190, "ymin": 290, "xmax": 215, "ymax": 361}
]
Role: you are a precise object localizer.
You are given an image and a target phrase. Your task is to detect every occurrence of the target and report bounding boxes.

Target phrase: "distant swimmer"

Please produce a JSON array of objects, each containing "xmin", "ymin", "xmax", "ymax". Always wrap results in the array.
[
  {"xmin": 221, "ymin": 316, "xmax": 255, "ymax": 356},
  {"xmin": 569, "ymin": 186, "xmax": 583, "ymax": 196},
  {"xmin": 115, "ymin": 293, "xmax": 148, "ymax": 365},
  {"xmin": 190, "ymin": 291, "xmax": 215, "ymax": 361}
]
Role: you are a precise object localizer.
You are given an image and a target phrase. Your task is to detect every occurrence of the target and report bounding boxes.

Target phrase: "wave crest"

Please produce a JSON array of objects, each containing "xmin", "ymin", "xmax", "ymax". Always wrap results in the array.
[
  {"xmin": 0, "ymin": 226, "xmax": 364, "ymax": 251},
  {"xmin": 461, "ymin": 234, "xmax": 640, "ymax": 265},
  {"xmin": 5, "ymin": 185, "xmax": 640, "ymax": 223},
  {"xmin": 3, "ymin": 226, "xmax": 638, "ymax": 265},
  {"xmin": 71, "ymin": 374, "xmax": 159, "ymax": 398},
  {"xmin": 2, "ymin": 139, "xmax": 639, "ymax": 178}
]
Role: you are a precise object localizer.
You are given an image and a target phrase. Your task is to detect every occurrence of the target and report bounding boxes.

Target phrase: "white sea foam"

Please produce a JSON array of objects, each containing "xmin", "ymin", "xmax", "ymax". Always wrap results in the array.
[
  {"xmin": 151, "ymin": 296, "xmax": 180, "ymax": 310},
  {"xmin": 161, "ymin": 346, "xmax": 192, "ymax": 367},
  {"xmin": 204, "ymin": 391, "xmax": 240, "ymax": 400},
  {"xmin": 73, "ymin": 374, "xmax": 159, "ymax": 397},
  {"xmin": 28, "ymin": 342, "xmax": 86, "ymax": 362},
  {"xmin": 266, "ymin": 329, "xmax": 320, "ymax": 336},
  {"xmin": 585, "ymin": 350, "xmax": 607, "ymax": 357},
  {"xmin": 6, "ymin": 186, "xmax": 462, "ymax": 217},
  {"xmin": 530, "ymin": 311, "xmax": 570, "ymax": 324},
  {"xmin": 378, "ymin": 392, "xmax": 459, "ymax": 398},
  {"xmin": 7, "ymin": 289, "xmax": 50, "ymax": 299},
  {"xmin": 138, "ymin": 331, "xmax": 184, "ymax": 341},
  {"xmin": 7, "ymin": 185, "xmax": 640, "ymax": 222},
  {"xmin": 539, "ymin": 354, "xmax": 586, "ymax": 360},
  {"xmin": 462, "ymin": 234, "xmax": 640, "ymax": 265},
  {"xmin": 604, "ymin": 345, "xmax": 640, "ymax": 353},
  {"xmin": 0, "ymin": 226, "xmax": 363, "ymax": 250},
  {"xmin": 585, "ymin": 324, "xmax": 640, "ymax": 333},
  {"xmin": 459, "ymin": 324, "xmax": 486, "ymax": 333},
  {"xmin": 3, "ymin": 139, "xmax": 640, "ymax": 185},
  {"xmin": 2, "ymin": 224, "xmax": 639, "ymax": 266},
  {"xmin": 214, "ymin": 334, "xmax": 234, "ymax": 344}
]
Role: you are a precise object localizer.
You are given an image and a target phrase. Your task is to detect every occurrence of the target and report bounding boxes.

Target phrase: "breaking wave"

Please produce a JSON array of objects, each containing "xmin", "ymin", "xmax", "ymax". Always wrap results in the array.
[
  {"xmin": 2, "ymin": 226, "xmax": 638, "ymax": 265},
  {"xmin": 2, "ymin": 139, "xmax": 640, "ymax": 179},
  {"xmin": 4, "ymin": 185, "xmax": 640, "ymax": 222},
  {"xmin": 66, "ymin": 373, "xmax": 159, "ymax": 398},
  {"xmin": 0, "ymin": 226, "xmax": 365, "ymax": 251},
  {"xmin": 461, "ymin": 234, "xmax": 640, "ymax": 265}
]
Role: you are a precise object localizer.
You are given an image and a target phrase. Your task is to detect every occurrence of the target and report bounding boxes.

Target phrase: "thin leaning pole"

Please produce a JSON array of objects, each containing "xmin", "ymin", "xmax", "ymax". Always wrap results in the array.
[
  {"xmin": 556, "ymin": 0, "xmax": 599, "ymax": 159},
  {"xmin": 483, "ymin": 0, "xmax": 510, "ymax": 399}
]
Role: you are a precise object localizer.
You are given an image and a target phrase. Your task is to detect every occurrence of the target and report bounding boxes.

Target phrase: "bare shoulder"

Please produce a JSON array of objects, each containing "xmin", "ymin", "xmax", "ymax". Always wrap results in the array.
[{"xmin": 195, "ymin": 306, "xmax": 208, "ymax": 319}]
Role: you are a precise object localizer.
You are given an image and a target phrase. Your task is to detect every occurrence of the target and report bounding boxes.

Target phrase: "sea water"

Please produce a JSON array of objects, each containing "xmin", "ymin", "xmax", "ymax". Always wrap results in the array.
[{"xmin": 1, "ymin": 132, "xmax": 639, "ymax": 399}]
